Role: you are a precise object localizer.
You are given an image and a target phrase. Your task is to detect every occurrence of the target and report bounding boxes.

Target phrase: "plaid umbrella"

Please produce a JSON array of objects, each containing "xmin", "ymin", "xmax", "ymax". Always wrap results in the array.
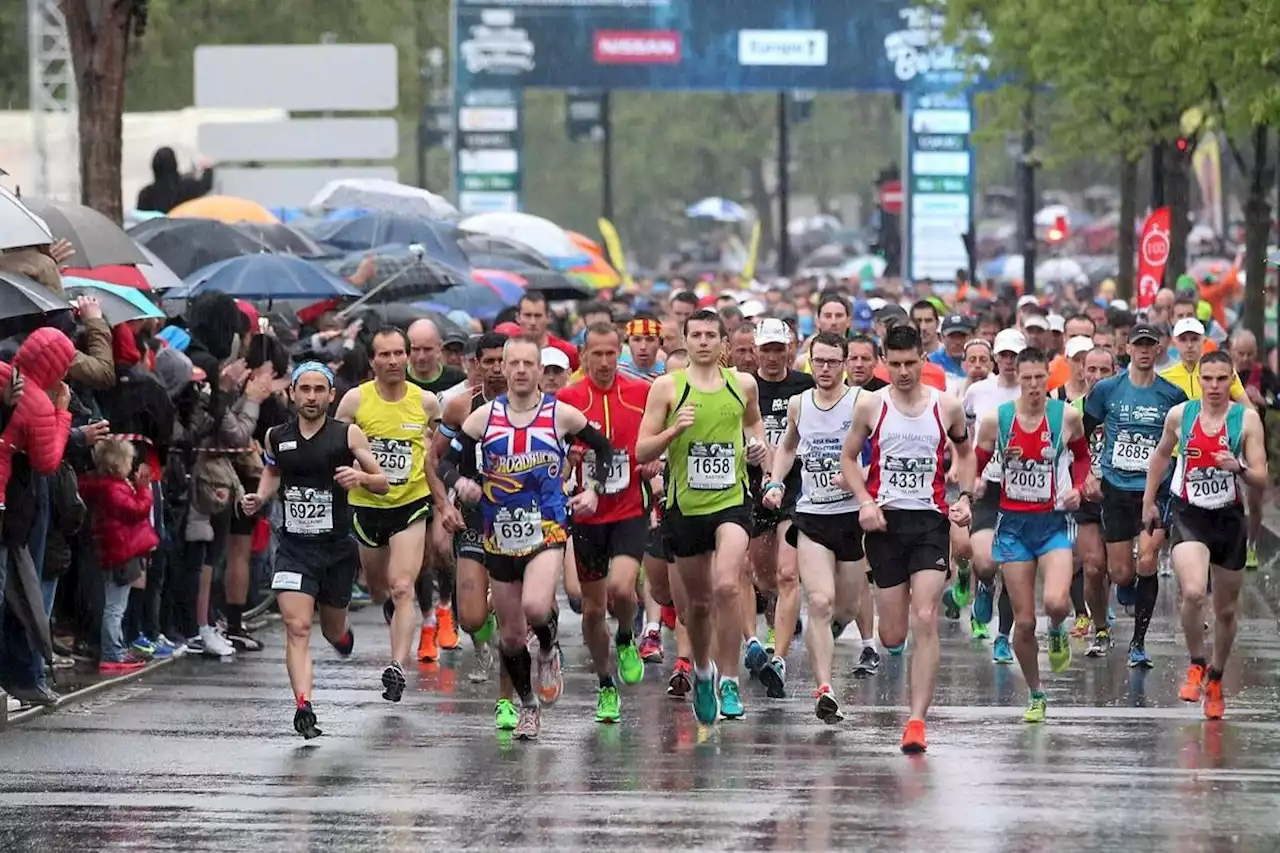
[
  {"xmin": 311, "ymin": 178, "xmax": 459, "ymax": 220},
  {"xmin": 330, "ymin": 246, "xmax": 469, "ymax": 293}
]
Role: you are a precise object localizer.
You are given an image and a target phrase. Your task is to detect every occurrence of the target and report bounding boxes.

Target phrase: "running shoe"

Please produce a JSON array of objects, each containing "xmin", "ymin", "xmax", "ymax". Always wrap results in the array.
[
  {"xmin": 469, "ymin": 642, "xmax": 494, "ymax": 683},
  {"xmin": 970, "ymin": 617, "xmax": 992, "ymax": 640},
  {"xmin": 1022, "ymin": 692, "xmax": 1047, "ymax": 724},
  {"xmin": 1127, "ymin": 644, "xmax": 1153, "ymax": 669},
  {"xmin": 199, "ymin": 625, "xmax": 235, "ymax": 657},
  {"xmin": 157, "ymin": 634, "xmax": 187, "ymax": 657},
  {"xmin": 616, "ymin": 640, "xmax": 644, "ymax": 685},
  {"xmin": 692, "ymin": 665, "xmax": 719, "ymax": 723},
  {"xmin": 1245, "ymin": 545, "xmax": 1259, "ymax": 571},
  {"xmin": 595, "ymin": 685, "xmax": 621, "ymax": 724},
  {"xmin": 98, "ymin": 657, "xmax": 146, "ymax": 675},
  {"xmin": 537, "ymin": 645, "xmax": 564, "ymax": 706},
  {"xmin": 942, "ymin": 587, "xmax": 960, "ymax": 621},
  {"xmin": 1085, "ymin": 630, "xmax": 1112, "ymax": 658},
  {"xmin": 815, "ymin": 685, "xmax": 843, "ymax": 724},
  {"xmin": 659, "ymin": 604, "xmax": 677, "ymax": 631},
  {"xmin": 494, "ymin": 697, "xmax": 519, "ymax": 731},
  {"xmin": 514, "ymin": 704, "xmax": 541, "ymax": 740},
  {"xmin": 719, "ymin": 678, "xmax": 745, "ymax": 719},
  {"xmin": 1070, "ymin": 615, "xmax": 1092, "ymax": 638},
  {"xmin": 951, "ymin": 562, "xmax": 973, "ymax": 608},
  {"xmin": 436, "ymin": 606, "xmax": 460, "ymax": 650},
  {"xmin": 381, "ymin": 661, "xmax": 406, "ymax": 702},
  {"xmin": 383, "ymin": 598, "xmax": 395, "ymax": 624},
  {"xmin": 973, "ymin": 580, "xmax": 995, "ymax": 624},
  {"xmin": 147, "ymin": 637, "xmax": 175, "ymax": 660},
  {"xmin": 1179, "ymin": 663, "xmax": 1206, "ymax": 702},
  {"xmin": 184, "ymin": 634, "xmax": 204, "ymax": 655},
  {"xmin": 130, "ymin": 634, "xmax": 156, "ymax": 659},
  {"xmin": 1047, "ymin": 627, "xmax": 1072, "ymax": 673},
  {"xmin": 225, "ymin": 628, "xmax": 264, "ymax": 652},
  {"xmin": 350, "ymin": 584, "xmax": 371, "ymax": 604},
  {"xmin": 294, "ymin": 701, "xmax": 322, "ymax": 739},
  {"xmin": 765, "ymin": 626, "xmax": 777, "ymax": 654},
  {"xmin": 992, "ymin": 635, "xmax": 1014, "ymax": 665},
  {"xmin": 330, "ymin": 628, "xmax": 355, "ymax": 659},
  {"xmin": 1203, "ymin": 678, "xmax": 1225, "ymax": 720},
  {"xmin": 744, "ymin": 638, "xmax": 769, "ymax": 675},
  {"xmin": 668, "ymin": 658, "xmax": 693, "ymax": 699},
  {"xmin": 759, "ymin": 656, "xmax": 787, "ymax": 699},
  {"xmin": 52, "ymin": 653, "xmax": 75, "ymax": 669},
  {"xmin": 900, "ymin": 719, "xmax": 928, "ymax": 754},
  {"xmin": 638, "ymin": 629, "xmax": 663, "ymax": 663},
  {"xmin": 852, "ymin": 645, "xmax": 881, "ymax": 678},
  {"xmin": 417, "ymin": 625, "xmax": 439, "ymax": 663}
]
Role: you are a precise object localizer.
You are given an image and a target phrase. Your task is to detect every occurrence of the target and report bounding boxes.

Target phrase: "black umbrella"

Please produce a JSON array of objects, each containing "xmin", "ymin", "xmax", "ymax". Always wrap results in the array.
[
  {"xmin": 345, "ymin": 303, "xmax": 465, "ymax": 339},
  {"xmin": 20, "ymin": 198, "xmax": 149, "ymax": 267},
  {"xmin": 520, "ymin": 269, "xmax": 593, "ymax": 302},
  {"xmin": 329, "ymin": 247, "xmax": 469, "ymax": 303},
  {"xmin": 459, "ymin": 234, "xmax": 553, "ymax": 269},
  {"xmin": 0, "ymin": 270, "xmax": 72, "ymax": 320},
  {"xmin": 233, "ymin": 222, "xmax": 327, "ymax": 258},
  {"xmin": 127, "ymin": 217, "xmax": 269, "ymax": 278}
]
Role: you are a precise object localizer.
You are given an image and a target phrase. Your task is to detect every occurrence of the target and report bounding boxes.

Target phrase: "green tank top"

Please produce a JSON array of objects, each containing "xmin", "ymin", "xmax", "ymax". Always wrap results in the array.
[{"xmin": 666, "ymin": 367, "xmax": 748, "ymax": 515}]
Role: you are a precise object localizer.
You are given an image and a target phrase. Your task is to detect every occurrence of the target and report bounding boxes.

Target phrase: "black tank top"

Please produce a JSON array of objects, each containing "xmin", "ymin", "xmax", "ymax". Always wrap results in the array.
[
  {"xmin": 268, "ymin": 417, "xmax": 356, "ymax": 542},
  {"xmin": 754, "ymin": 370, "xmax": 816, "ymax": 494}
]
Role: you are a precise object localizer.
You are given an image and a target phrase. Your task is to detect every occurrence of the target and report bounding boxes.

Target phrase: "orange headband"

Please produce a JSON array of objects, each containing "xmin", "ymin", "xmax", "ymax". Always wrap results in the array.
[{"xmin": 627, "ymin": 318, "xmax": 662, "ymax": 338}]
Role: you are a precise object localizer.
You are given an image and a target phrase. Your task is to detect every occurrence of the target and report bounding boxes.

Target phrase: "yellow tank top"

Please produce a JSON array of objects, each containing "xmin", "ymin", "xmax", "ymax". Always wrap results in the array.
[{"xmin": 348, "ymin": 380, "xmax": 430, "ymax": 509}]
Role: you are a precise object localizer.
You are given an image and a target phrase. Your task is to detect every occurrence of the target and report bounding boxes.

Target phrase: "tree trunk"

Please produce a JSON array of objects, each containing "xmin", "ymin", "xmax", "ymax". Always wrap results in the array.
[
  {"xmin": 62, "ymin": 0, "xmax": 135, "ymax": 224},
  {"xmin": 748, "ymin": 156, "xmax": 776, "ymax": 271},
  {"xmin": 1243, "ymin": 125, "xmax": 1271, "ymax": 344},
  {"xmin": 1165, "ymin": 142, "xmax": 1191, "ymax": 286},
  {"xmin": 1116, "ymin": 151, "xmax": 1138, "ymax": 301}
]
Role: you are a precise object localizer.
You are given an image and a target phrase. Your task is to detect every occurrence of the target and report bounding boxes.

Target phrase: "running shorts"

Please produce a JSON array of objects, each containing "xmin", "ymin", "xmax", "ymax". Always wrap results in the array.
[
  {"xmin": 863, "ymin": 510, "xmax": 950, "ymax": 589},
  {"xmin": 352, "ymin": 497, "xmax": 431, "ymax": 549},
  {"xmin": 787, "ymin": 511, "xmax": 864, "ymax": 562},
  {"xmin": 271, "ymin": 537, "xmax": 359, "ymax": 608},
  {"xmin": 487, "ymin": 544, "xmax": 566, "ymax": 584},
  {"xmin": 1101, "ymin": 481, "xmax": 1169, "ymax": 543},
  {"xmin": 572, "ymin": 516, "xmax": 648, "ymax": 583},
  {"xmin": 665, "ymin": 501, "xmax": 752, "ymax": 559},
  {"xmin": 1170, "ymin": 499, "xmax": 1247, "ymax": 572},
  {"xmin": 992, "ymin": 511, "xmax": 1076, "ymax": 564}
]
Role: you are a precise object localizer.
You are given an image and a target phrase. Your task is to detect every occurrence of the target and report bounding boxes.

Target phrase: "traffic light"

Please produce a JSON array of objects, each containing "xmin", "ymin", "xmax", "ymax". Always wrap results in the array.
[
  {"xmin": 1047, "ymin": 214, "xmax": 1068, "ymax": 243},
  {"xmin": 1175, "ymin": 136, "xmax": 1191, "ymax": 154}
]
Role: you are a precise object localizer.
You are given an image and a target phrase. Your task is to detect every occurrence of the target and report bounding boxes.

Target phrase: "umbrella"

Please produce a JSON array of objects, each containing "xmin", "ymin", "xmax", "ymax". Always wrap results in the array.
[
  {"xmin": 177, "ymin": 254, "xmax": 361, "ymax": 300},
  {"xmin": 0, "ymin": 270, "xmax": 72, "ymax": 320},
  {"xmin": 233, "ymin": 222, "xmax": 327, "ymax": 258},
  {"xmin": 63, "ymin": 277, "xmax": 166, "ymax": 325},
  {"xmin": 1186, "ymin": 257, "xmax": 1232, "ymax": 281},
  {"xmin": 458, "ymin": 234, "xmax": 553, "ymax": 269},
  {"xmin": 19, "ymin": 198, "xmax": 149, "ymax": 267},
  {"xmin": 128, "ymin": 217, "xmax": 268, "ymax": 278},
  {"xmin": 459, "ymin": 212, "xmax": 590, "ymax": 270},
  {"xmin": 311, "ymin": 178, "xmax": 459, "ymax": 220},
  {"xmin": 0, "ymin": 187, "xmax": 54, "ymax": 250},
  {"xmin": 1035, "ymin": 257, "xmax": 1086, "ymax": 284},
  {"xmin": 520, "ymin": 269, "xmax": 593, "ymax": 301},
  {"xmin": 1034, "ymin": 204, "xmax": 1092, "ymax": 229},
  {"xmin": 798, "ymin": 243, "xmax": 849, "ymax": 269},
  {"xmin": 346, "ymin": 303, "xmax": 465, "ymax": 339},
  {"xmin": 471, "ymin": 268, "xmax": 527, "ymax": 304},
  {"xmin": 329, "ymin": 245, "xmax": 469, "ymax": 296},
  {"xmin": 835, "ymin": 255, "xmax": 888, "ymax": 282},
  {"xmin": 427, "ymin": 283, "xmax": 511, "ymax": 321},
  {"xmin": 310, "ymin": 215, "xmax": 472, "ymax": 269},
  {"xmin": 567, "ymin": 232, "xmax": 620, "ymax": 289},
  {"xmin": 686, "ymin": 197, "xmax": 749, "ymax": 222},
  {"xmin": 169, "ymin": 195, "xmax": 280, "ymax": 224}
]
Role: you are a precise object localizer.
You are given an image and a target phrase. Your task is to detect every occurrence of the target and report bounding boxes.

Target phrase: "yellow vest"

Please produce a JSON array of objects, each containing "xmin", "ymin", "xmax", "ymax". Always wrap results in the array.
[{"xmin": 348, "ymin": 380, "xmax": 430, "ymax": 509}]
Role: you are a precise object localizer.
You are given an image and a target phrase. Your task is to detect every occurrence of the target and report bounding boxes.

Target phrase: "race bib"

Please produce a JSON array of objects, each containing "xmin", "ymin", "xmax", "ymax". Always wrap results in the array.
[
  {"xmin": 764, "ymin": 415, "xmax": 786, "ymax": 448},
  {"xmin": 982, "ymin": 449, "xmax": 1003, "ymax": 482},
  {"xmin": 881, "ymin": 456, "xmax": 936, "ymax": 502},
  {"xmin": 1089, "ymin": 427, "xmax": 1105, "ymax": 479},
  {"xmin": 1003, "ymin": 459, "xmax": 1053, "ymax": 503},
  {"xmin": 282, "ymin": 485, "xmax": 334, "ymax": 535},
  {"xmin": 802, "ymin": 457, "xmax": 850, "ymax": 504},
  {"xmin": 370, "ymin": 437, "xmax": 414, "ymax": 485},
  {"xmin": 1111, "ymin": 430, "xmax": 1155, "ymax": 472},
  {"xmin": 687, "ymin": 441, "xmax": 736, "ymax": 490},
  {"xmin": 1185, "ymin": 467, "xmax": 1237, "ymax": 509},
  {"xmin": 585, "ymin": 449, "xmax": 630, "ymax": 494},
  {"xmin": 493, "ymin": 502, "xmax": 544, "ymax": 555}
]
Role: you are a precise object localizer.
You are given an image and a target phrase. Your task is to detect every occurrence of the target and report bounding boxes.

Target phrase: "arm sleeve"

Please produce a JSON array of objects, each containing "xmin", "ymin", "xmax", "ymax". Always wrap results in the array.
[
  {"xmin": 438, "ymin": 432, "xmax": 478, "ymax": 489},
  {"xmin": 572, "ymin": 422, "xmax": 613, "ymax": 486},
  {"xmin": 1067, "ymin": 434, "xmax": 1091, "ymax": 488},
  {"xmin": 974, "ymin": 445, "xmax": 993, "ymax": 478}
]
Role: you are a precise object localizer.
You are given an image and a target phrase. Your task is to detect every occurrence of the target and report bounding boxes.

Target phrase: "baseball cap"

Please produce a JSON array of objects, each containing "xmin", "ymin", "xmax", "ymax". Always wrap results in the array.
[
  {"xmin": 853, "ymin": 299, "xmax": 874, "ymax": 330},
  {"xmin": 1128, "ymin": 324, "xmax": 1162, "ymax": 344},
  {"xmin": 740, "ymin": 299, "xmax": 766, "ymax": 319},
  {"xmin": 1172, "ymin": 317, "xmax": 1206, "ymax": 338},
  {"xmin": 1017, "ymin": 294, "xmax": 1040, "ymax": 310},
  {"xmin": 1048, "ymin": 313, "xmax": 1065, "ymax": 333},
  {"xmin": 443, "ymin": 330, "xmax": 467, "ymax": 348},
  {"xmin": 941, "ymin": 314, "xmax": 973, "ymax": 336},
  {"xmin": 1065, "ymin": 336, "xmax": 1095, "ymax": 358},
  {"xmin": 541, "ymin": 347, "xmax": 570, "ymax": 370},
  {"xmin": 754, "ymin": 318, "xmax": 793, "ymax": 347},
  {"xmin": 993, "ymin": 328, "xmax": 1027, "ymax": 354},
  {"xmin": 876, "ymin": 303, "xmax": 909, "ymax": 323},
  {"xmin": 1022, "ymin": 313, "xmax": 1049, "ymax": 331}
]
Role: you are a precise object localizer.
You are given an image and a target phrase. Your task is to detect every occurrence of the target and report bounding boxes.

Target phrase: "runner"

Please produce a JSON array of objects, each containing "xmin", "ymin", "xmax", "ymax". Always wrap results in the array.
[
  {"xmin": 763, "ymin": 331, "xmax": 870, "ymax": 722},
  {"xmin": 637, "ymin": 308, "xmax": 770, "ymax": 723},
  {"xmin": 1072, "ymin": 346, "xmax": 1117, "ymax": 645},
  {"xmin": 746, "ymin": 318, "xmax": 811, "ymax": 697},
  {"xmin": 335, "ymin": 328, "xmax": 462, "ymax": 702},
  {"xmin": 1056, "ymin": 335, "xmax": 1098, "ymax": 636},
  {"xmin": 974, "ymin": 347, "xmax": 1091, "ymax": 723},
  {"xmin": 620, "ymin": 312, "xmax": 665, "ymax": 381},
  {"xmin": 442, "ymin": 337, "xmax": 615, "ymax": 740},
  {"xmin": 242, "ymin": 362, "xmax": 389, "ymax": 738},
  {"xmin": 841, "ymin": 323, "xmax": 975, "ymax": 753},
  {"xmin": 558, "ymin": 323, "xmax": 659, "ymax": 723},
  {"xmin": 1143, "ymin": 351, "xmax": 1267, "ymax": 719},
  {"xmin": 1084, "ymin": 324, "xmax": 1188, "ymax": 667}
]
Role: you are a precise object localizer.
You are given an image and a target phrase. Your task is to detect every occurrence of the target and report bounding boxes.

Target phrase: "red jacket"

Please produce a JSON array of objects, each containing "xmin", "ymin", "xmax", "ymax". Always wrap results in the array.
[
  {"xmin": 558, "ymin": 372, "xmax": 651, "ymax": 524},
  {"xmin": 78, "ymin": 474, "xmax": 159, "ymax": 567}
]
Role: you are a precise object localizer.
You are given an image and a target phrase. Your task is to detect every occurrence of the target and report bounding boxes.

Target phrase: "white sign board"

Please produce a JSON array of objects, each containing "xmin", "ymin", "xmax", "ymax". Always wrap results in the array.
[
  {"xmin": 198, "ymin": 118, "xmax": 398, "ymax": 162},
  {"xmin": 738, "ymin": 30, "xmax": 828, "ymax": 67},
  {"xmin": 194, "ymin": 45, "xmax": 398, "ymax": 111},
  {"xmin": 217, "ymin": 166, "xmax": 399, "ymax": 208}
]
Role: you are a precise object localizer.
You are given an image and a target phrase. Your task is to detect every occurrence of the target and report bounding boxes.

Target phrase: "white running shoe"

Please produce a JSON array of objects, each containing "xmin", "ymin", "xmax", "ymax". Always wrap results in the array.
[{"xmin": 199, "ymin": 625, "xmax": 235, "ymax": 657}]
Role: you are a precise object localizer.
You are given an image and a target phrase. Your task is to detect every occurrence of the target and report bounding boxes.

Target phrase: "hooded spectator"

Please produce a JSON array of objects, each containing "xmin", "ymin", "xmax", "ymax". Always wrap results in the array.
[{"xmin": 135, "ymin": 147, "xmax": 214, "ymax": 214}]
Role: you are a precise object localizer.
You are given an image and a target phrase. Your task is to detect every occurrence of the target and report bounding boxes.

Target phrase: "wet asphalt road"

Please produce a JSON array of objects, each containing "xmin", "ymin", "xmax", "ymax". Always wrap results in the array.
[{"xmin": 2, "ymin": 577, "xmax": 1280, "ymax": 852}]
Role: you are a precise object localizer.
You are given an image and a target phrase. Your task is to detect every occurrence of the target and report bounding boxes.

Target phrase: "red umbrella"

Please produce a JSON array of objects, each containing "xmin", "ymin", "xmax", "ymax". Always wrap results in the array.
[{"xmin": 63, "ymin": 264, "xmax": 150, "ymax": 290}]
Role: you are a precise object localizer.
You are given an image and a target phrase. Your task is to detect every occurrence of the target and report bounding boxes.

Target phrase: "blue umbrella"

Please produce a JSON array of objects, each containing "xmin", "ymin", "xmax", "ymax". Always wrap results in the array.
[
  {"xmin": 62, "ymin": 277, "xmax": 165, "ymax": 324},
  {"xmin": 310, "ymin": 213, "xmax": 471, "ymax": 269},
  {"xmin": 686, "ymin": 197, "xmax": 749, "ymax": 222},
  {"xmin": 424, "ymin": 283, "xmax": 510, "ymax": 321},
  {"xmin": 175, "ymin": 254, "xmax": 361, "ymax": 300}
]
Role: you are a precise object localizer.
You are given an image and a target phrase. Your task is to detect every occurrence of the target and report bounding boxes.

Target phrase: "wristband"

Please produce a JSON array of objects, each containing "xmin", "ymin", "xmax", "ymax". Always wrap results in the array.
[
  {"xmin": 859, "ymin": 499, "xmax": 877, "ymax": 508},
  {"xmin": 763, "ymin": 481, "xmax": 784, "ymax": 494}
]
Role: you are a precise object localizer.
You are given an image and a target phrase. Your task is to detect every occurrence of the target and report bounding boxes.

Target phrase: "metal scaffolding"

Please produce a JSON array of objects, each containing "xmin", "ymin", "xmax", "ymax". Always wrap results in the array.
[{"xmin": 27, "ymin": 0, "xmax": 79, "ymax": 200}]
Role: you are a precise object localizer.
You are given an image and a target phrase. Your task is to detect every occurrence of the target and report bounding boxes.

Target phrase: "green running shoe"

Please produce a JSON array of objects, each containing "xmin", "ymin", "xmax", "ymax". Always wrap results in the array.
[
  {"xmin": 1023, "ymin": 692, "xmax": 1047, "ymax": 724},
  {"xmin": 1047, "ymin": 627, "xmax": 1072, "ymax": 673},
  {"xmin": 494, "ymin": 697, "xmax": 519, "ymax": 731},
  {"xmin": 1246, "ymin": 546, "xmax": 1259, "ymax": 571},
  {"xmin": 951, "ymin": 563, "xmax": 972, "ymax": 608},
  {"xmin": 616, "ymin": 640, "xmax": 644, "ymax": 685},
  {"xmin": 942, "ymin": 587, "xmax": 961, "ymax": 620},
  {"xmin": 970, "ymin": 616, "xmax": 992, "ymax": 640},
  {"xmin": 595, "ymin": 685, "xmax": 621, "ymax": 723},
  {"xmin": 765, "ymin": 626, "xmax": 777, "ymax": 654}
]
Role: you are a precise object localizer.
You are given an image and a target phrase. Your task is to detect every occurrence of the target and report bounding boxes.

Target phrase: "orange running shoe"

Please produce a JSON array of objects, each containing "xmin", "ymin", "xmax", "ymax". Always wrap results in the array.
[
  {"xmin": 901, "ymin": 718, "xmax": 928, "ymax": 754},
  {"xmin": 1178, "ymin": 664, "xmax": 1206, "ymax": 703},
  {"xmin": 1203, "ymin": 678, "xmax": 1225, "ymax": 720},
  {"xmin": 417, "ymin": 624, "xmax": 439, "ymax": 662},
  {"xmin": 436, "ymin": 606, "xmax": 460, "ymax": 650}
]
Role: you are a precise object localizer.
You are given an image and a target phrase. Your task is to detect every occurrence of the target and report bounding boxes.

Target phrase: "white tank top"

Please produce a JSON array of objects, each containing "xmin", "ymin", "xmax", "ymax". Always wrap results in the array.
[
  {"xmin": 795, "ymin": 386, "xmax": 860, "ymax": 516},
  {"xmin": 866, "ymin": 388, "xmax": 947, "ymax": 513}
]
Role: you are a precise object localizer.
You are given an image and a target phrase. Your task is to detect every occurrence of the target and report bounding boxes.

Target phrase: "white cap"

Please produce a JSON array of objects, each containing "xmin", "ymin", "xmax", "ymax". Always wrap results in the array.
[
  {"xmin": 740, "ymin": 299, "xmax": 766, "ymax": 318},
  {"xmin": 866, "ymin": 297, "xmax": 888, "ymax": 312},
  {"xmin": 1109, "ymin": 299, "xmax": 1129, "ymax": 311},
  {"xmin": 1017, "ymin": 294, "xmax": 1040, "ymax": 309},
  {"xmin": 754, "ymin": 318, "xmax": 792, "ymax": 346},
  {"xmin": 1173, "ymin": 317, "xmax": 1206, "ymax": 338},
  {"xmin": 1048, "ymin": 313, "xmax": 1065, "ymax": 333},
  {"xmin": 1065, "ymin": 335, "xmax": 1095, "ymax": 358},
  {"xmin": 994, "ymin": 328, "xmax": 1027, "ymax": 354},
  {"xmin": 1022, "ymin": 314, "xmax": 1049, "ymax": 331},
  {"xmin": 541, "ymin": 347, "xmax": 570, "ymax": 370}
]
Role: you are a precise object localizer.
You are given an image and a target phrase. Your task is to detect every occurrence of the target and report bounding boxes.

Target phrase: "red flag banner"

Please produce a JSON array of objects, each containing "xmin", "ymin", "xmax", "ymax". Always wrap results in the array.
[{"xmin": 1136, "ymin": 206, "xmax": 1171, "ymax": 309}]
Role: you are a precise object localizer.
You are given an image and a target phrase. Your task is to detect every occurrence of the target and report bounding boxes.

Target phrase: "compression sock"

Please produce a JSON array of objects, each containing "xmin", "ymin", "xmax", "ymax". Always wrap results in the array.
[
  {"xmin": 500, "ymin": 647, "xmax": 535, "ymax": 704},
  {"xmin": 1070, "ymin": 570, "xmax": 1087, "ymax": 617},
  {"xmin": 225, "ymin": 603, "xmax": 244, "ymax": 635},
  {"xmin": 1132, "ymin": 574, "xmax": 1159, "ymax": 647},
  {"xmin": 998, "ymin": 584, "xmax": 1014, "ymax": 637}
]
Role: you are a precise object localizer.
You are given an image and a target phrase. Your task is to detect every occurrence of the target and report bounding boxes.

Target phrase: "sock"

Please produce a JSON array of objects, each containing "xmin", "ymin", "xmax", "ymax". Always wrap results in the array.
[
  {"xmin": 1132, "ymin": 574, "xmax": 1159, "ymax": 647},
  {"xmin": 1049, "ymin": 619, "xmax": 1067, "ymax": 636},
  {"xmin": 614, "ymin": 626, "xmax": 633, "ymax": 647},
  {"xmin": 746, "ymin": 634, "xmax": 760, "ymax": 649},
  {"xmin": 533, "ymin": 623, "xmax": 554, "ymax": 651},
  {"xmin": 297, "ymin": 694, "xmax": 308, "ymax": 708},
  {"xmin": 862, "ymin": 637, "xmax": 876, "ymax": 650},
  {"xmin": 1070, "ymin": 570, "xmax": 1087, "ymax": 616},
  {"xmin": 644, "ymin": 621, "xmax": 659, "ymax": 636},
  {"xmin": 472, "ymin": 612, "xmax": 496, "ymax": 646},
  {"xmin": 693, "ymin": 660, "xmax": 712, "ymax": 680},
  {"xmin": 997, "ymin": 584, "xmax": 1014, "ymax": 636},
  {"xmin": 1192, "ymin": 656, "xmax": 1208, "ymax": 668},
  {"xmin": 225, "ymin": 603, "xmax": 244, "ymax": 635},
  {"xmin": 500, "ymin": 647, "xmax": 535, "ymax": 704},
  {"xmin": 1207, "ymin": 667, "xmax": 1223, "ymax": 682},
  {"xmin": 1030, "ymin": 688, "xmax": 1046, "ymax": 700},
  {"xmin": 721, "ymin": 674, "xmax": 739, "ymax": 687},
  {"xmin": 422, "ymin": 608, "xmax": 437, "ymax": 627},
  {"xmin": 598, "ymin": 673, "xmax": 615, "ymax": 689}
]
